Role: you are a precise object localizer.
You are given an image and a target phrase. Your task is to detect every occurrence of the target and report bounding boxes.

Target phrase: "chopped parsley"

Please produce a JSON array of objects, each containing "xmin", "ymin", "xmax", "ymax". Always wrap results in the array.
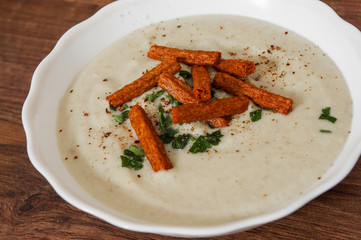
[
  {"xmin": 112, "ymin": 115, "xmax": 124, "ymax": 124},
  {"xmin": 159, "ymin": 128, "xmax": 179, "ymax": 144},
  {"xmin": 250, "ymin": 109, "xmax": 262, "ymax": 122},
  {"xmin": 158, "ymin": 104, "xmax": 172, "ymax": 131},
  {"xmin": 157, "ymin": 103, "xmax": 164, "ymax": 112},
  {"xmin": 146, "ymin": 90, "xmax": 165, "ymax": 102},
  {"xmin": 211, "ymin": 88, "xmax": 216, "ymax": 99},
  {"xmin": 320, "ymin": 129, "xmax": 332, "ymax": 133},
  {"xmin": 189, "ymin": 130, "xmax": 223, "ymax": 154},
  {"xmin": 109, "ymin": 105, "xmax": 117, "ymax": 111},
  {"xmin": 178, "ymin": 70, "xmax": 193, "ymax": 88},
  {"xmin": 121, "ymin": 110, "xmax": 129, "ymax": 119},
  {"xmin": 155, "ymin": 90, "xmax": 165, "ymax": 98},
  {"xmin": 111, "ymin": 104, "xmax": 131, "ymax": 124},
  {"xmin": 172, "ymin": 134, "xmax": 194, "ymax": 149},
  {"xmin": 129, "ymin": 145, "xmax": 145, "ymax": 157},
  {"xmin": 204, "ymin": 130, "xmax": 223, "ymax": 145},
  {"xmin": 319, "ymin": 107, "xmax": 337, "ymax": 123},
  {"xmin": 189, "ymin": 136, "xmax": 212, "ymax": 153},
  {"xmin": 179, "ymin": 70, "xmax": 192, "ymax": 79},
  {"xmin": 158, "ymin": 104, "xmax": 179, "ymax": 143},
  {"xmin": 146, "ymin": 93, "xmax": 155, "ymax": 102},
  {"xmin": 120, "ymin": 145, "xmax": 145, "ymax": 170}
]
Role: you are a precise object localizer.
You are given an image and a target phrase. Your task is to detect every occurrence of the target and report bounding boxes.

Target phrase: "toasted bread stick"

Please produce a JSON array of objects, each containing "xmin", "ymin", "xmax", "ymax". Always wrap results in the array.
[
  {"xmin": 172, "ymin": 96, "xmax": 249, "ymax": 124},
  {"xmin": 214, "ymin": 59, "xmax": 256, "ymax": 78},
  {"xmin": 129, "ymin": 105, "xmax": 173, "ymax": 172},
  {"xmin": 192, "ymin": 66, "xmax": 211, "ymax": 101},
  {"xmin": 147, "ymin": 45, "xmax": 221, "ymax": 66},
  {"xmin": 207, "ymin": 117, "xmax": 232, "ymax": 128},
  {"xmin": 212, "ymin": 72, "xmax": 293, "ymax": 114},
  {"xmin": 158, "ymin": 72, "xmax": 197, "ymax": 104},
  {"xmin": 106, "ymin": 59, "xmax": 181, "ymax": 107},
  {"xmin": 158, "ymin": 72, "xmax": 230, "ymax": 128}
]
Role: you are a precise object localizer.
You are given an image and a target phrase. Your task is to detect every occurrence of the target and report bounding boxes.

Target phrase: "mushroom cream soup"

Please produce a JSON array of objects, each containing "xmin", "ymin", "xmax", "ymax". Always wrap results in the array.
[{"xmin": 57, "ymin": 15, "xmax": 352, "ymax": 226}]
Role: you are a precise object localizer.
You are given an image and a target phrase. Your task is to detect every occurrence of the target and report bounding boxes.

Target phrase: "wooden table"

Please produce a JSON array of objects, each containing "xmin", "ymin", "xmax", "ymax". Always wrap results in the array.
[{"xmin": 1, "ymin": 0, "xmax": 360, "ymax": 239}]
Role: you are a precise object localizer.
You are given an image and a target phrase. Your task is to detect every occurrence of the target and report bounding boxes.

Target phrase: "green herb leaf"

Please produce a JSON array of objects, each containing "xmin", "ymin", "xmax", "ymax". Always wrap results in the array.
[
  {"xmin": 112, "ymin": 115, "xmax": 124, "ymax": 124},
  {"xmin": 158, "ymin": 107, "xmax": 173, "ymax": 133},
  {"xmin": 211, "ymin": 89, "xmax": 216, "ymax": 99},
  {"xmin": 157, "ymin": 105, "xmax": 179, "ymax": 143},
  {"xmin": 189, "ymin": 136, "xmax": 213, "ymax": 153},
  {"xmin": 121, "ymin": 155, "xmax": 143, "ymax": 171},
  {"xmin": 146, "ymin": 93, "xmax": 155, "ymax": 102},
  {"xmin": 179, "ymin": 70, "xmax": 192, "ymax": 79},
  {"xmin": 166, "ymin": 94, "xmax": 174, "ymax": 103},
  {"xmin": 109, "ymin": 106, "xmax": 117, "ymax": 111},
  {"xmin": 322, "ymin": 107, "xmax": 331, "ymax": 116},
  {"xmin": 319, "ymin": 114, "xmax": 337, "ymax": 123},
  {"xmin": 250, "ymin": 109, "xmax": 262, "ymax": 122},
  {"xmin": 167, "ymin": 126, "xmax": 179, "ymax": 135},
  {"xmin": 123, "ymin": 149, "xmax": 142, "ymax": 160},
  {"xmin": 172, "ymin": 134, "xmax": 192, "ymax": 149},
  {"xmin": 120, "ymin": 145, "xmax": 145, "ymax": 170},
  {"xmin": 146, "ymin": 90, "xmax": 165, "ymax": 102},
  {"xmin": 158, "ymin": 103, "xmax": 164, "ymax": 113},
  {"xmin": 159, "ymin": 131, "xmax": 176, "ymax": 144},
  {"xmin": 158, "ymin": 111, "xmax": 168, "ymax": 133},
  {"xmin": 320, "ymin": 129, "xmax": 332, "ymax": 133},
  {"xmin": 319, "ymin": 107, "xmax": 337, "ymax": 123},
  {"xmin": 129, "ymin": 145, "xmax": 145, "ymax": 157},
  {"xmin": 189, "ymin": 130, "xmax": 223, "ymax": 153},
  {"xmin": 123, "ymin": 104, "xmax": 129, "ymax": 110},
  {"xmin": 174, "ymin": 99, "xmax": 181, "ymax": 106},
  {"xmin": 155, "ymin": 90, "xmax": 165, "ymax": 98},
  {"xmin": 179, "ymin": 70, "xmax": 193, "ymax": 88},
  {"xmin": 160, "ymin": 127, "xmax": 179, "ymax": 143},
  {"xmin": 165, "ymin": 115, "xmax": 173, "ymax": 127},
  {"xmin": 205, "ymin": 130, "xmax": 223, "ymax": 145},
  {"xmin": 121, "ymin": 110, "xmax": 130, "ymax": 119}
]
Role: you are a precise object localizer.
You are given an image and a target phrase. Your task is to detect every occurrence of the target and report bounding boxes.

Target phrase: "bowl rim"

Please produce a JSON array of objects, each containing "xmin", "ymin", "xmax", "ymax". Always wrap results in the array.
[{"xmin": 22, "ymin": 0, "xmax": 361, "ymax": 237}]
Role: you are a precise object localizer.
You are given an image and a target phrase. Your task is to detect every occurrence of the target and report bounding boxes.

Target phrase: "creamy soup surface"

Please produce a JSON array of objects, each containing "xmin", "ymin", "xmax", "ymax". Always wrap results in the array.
[{"xmin": 57, "ymin": 15, "xmax": 352, "ymax": 226}]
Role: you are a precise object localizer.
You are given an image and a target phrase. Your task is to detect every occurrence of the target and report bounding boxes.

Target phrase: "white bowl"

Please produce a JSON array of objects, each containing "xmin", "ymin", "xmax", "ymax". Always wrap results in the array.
[{"xmin": 22, "ymin": 0, "xmax": 361, "ymax": 237}]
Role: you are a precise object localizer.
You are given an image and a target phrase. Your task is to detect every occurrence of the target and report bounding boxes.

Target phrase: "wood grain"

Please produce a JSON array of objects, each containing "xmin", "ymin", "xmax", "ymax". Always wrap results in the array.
[{"xmin": 1, "ymin": 0, "xmax": 360, "ymax": 239}]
